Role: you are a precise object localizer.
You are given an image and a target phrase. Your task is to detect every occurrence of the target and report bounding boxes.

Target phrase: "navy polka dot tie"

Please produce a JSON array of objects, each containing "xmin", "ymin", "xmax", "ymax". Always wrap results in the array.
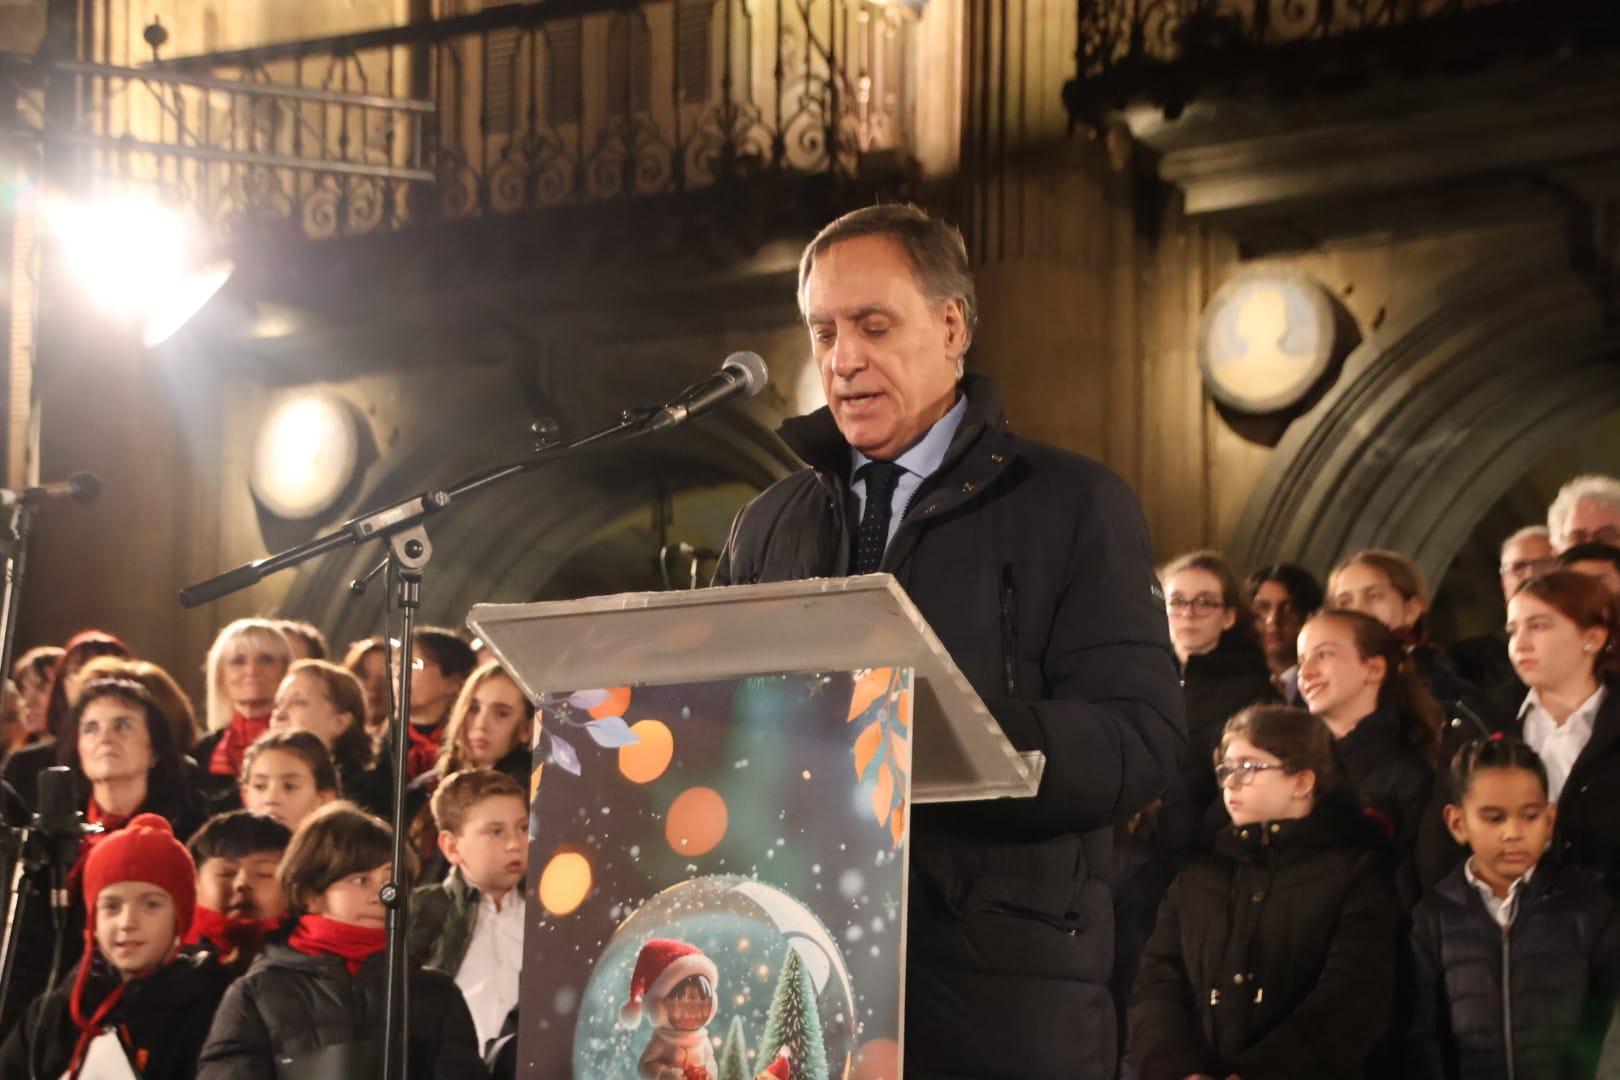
[{"xmin": 854, "ymin": 460, "xmax": 902, "ymax": 575}]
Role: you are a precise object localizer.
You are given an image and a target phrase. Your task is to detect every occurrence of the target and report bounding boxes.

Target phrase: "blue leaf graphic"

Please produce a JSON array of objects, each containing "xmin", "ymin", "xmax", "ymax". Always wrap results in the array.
[
  {"xmin": 567, "ymin": 689, "xmax": 612, "ymax": 710},
  {"xmin": 583, "ymin": 716, "xmax": 640, "ymax": 748},
  {"xmin": 546, "ymin": 733, "xmax": 582, "ymax": 776}
]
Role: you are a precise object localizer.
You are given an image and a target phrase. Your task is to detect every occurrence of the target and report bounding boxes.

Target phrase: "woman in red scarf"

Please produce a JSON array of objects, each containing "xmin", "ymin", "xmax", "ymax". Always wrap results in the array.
[
  {"xmin": 62, "ymin": 679, "xmax": 205, "ymax": 842},
  {"xmin": 194, "ymin": 619, "xmax": 292, "ymax": 789},
  {"xmin": 196, "ymin": 803, "xmax": 485, "ymax": 1078}
]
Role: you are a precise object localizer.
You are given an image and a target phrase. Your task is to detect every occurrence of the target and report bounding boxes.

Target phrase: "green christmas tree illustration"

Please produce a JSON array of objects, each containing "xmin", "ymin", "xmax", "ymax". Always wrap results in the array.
[
  {"xmin": 757, "ymin": 945, "xmax": 830, "ymax": 1080},
  {"xmin": 719, "ymin": 1015, "xmax": 751, "ymax": 1080}
]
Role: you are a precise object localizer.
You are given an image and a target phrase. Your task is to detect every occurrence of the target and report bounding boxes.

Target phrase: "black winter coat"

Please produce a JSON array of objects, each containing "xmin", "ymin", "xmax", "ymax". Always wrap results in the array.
[
  {"xmin": 1407, "ymin": 861, "xmax": 1620, "ymax": 1079},
  {"xmin": 1179, "ymin": 635, "xmax": 1278, "ymax": 835},
  {"xmin": 1127, "ymin": 795, "xmax": 1401, "ymax": 1080},
  {"xmin": 0, "ymin": 950, "xmax": 234, "ymax": 1079},
  {"xmin": 195, "ymin": 941, "xmax": 486, "ymax": 1080},
  {"xmin": 1552, "ymin": 680, "xmax": 1620, "ymax": 900},
  {"xmin": 1337, "ymin": 707, "xmax": 1435, "ymax": 862},
  {"xmin": 715, "ymin": 376, "xmax": 1186, "ymax": 1079}
]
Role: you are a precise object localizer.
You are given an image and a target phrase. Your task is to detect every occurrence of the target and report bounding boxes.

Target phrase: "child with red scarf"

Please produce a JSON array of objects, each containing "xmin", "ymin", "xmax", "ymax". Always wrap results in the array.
[
  {"xmin": 185, "ymin": 810, "xmax": 292, "ymax": 973},
  {"xmin": 0, "ymin": 813, "xmax": 233, "ymax": 1078},
  {"xmin": 196, "ymin": 801, "xmax": 485, "ymax": 1079}
]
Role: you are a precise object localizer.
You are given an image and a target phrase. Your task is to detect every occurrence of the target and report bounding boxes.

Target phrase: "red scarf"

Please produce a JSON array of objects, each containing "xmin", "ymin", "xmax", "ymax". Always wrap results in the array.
[
  {"xmin": 406, "ymin": 720, "xmax": 445, "ymax": 780},
  {"xmin": 185, "ymin": 905, "xmax": 282, "ymax": 962},
  {"xmin": 288, "ymin": 914, "xmax": 386, "ymax": 975},
  {"xmin": 209, "ymin": 711, "xmax": 271, "ymax": 777}
]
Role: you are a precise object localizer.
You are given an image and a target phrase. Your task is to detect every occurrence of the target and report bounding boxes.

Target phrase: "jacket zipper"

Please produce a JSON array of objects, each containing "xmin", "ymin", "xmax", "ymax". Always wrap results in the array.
[
  {"xmin": 1501, "ymin": 921, "xmax": 1514, "ymax": 1080},
  {"xmin": 1000, "ymin": 564, "xmax": 1017, "ymax": 695}
]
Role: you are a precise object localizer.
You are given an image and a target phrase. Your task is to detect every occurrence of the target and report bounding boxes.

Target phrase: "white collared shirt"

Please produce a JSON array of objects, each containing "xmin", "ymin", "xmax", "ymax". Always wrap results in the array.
[
  {"xmin": 1464, "ymin": 857, "xmax": 1535, "ymax": 928},
  {"xmin": 456, "ymin": 889, "xmax": 526, "ymax": 1054},
  {"xmin": 1519, "ymin": 684, "xmax": 1607, "ymax": 802}
]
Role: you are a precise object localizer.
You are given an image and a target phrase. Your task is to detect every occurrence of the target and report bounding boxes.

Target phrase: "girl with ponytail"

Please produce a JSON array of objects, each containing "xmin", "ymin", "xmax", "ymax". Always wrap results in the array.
[{"xmin": 1297, "ymin": 608, "xmax": 1439, "ymax": 866}]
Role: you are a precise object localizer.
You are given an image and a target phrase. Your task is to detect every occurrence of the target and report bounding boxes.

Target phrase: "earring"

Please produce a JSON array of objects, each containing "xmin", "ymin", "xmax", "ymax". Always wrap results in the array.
[{"xmin": 1586, "ymin": 644, "xmax": 1595, "ymax": 652}]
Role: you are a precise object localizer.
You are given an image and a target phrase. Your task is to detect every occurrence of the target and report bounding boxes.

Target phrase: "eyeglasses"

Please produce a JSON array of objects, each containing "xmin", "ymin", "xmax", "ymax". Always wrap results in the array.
[
  {"xmin": 1215, "ymin": 761, "xmax": 1284, "ymax": 787},
  {"xmin": 1565, "ymin": 526, "xmax": 1620, "ymax": 547},
  {"xmin": 1500, "ymin": 557, "xmax": 1556, "ymax": 577},
  {"xmin": 1167, "ymin": 594, "xmax": 1225, "ymax": 616}
]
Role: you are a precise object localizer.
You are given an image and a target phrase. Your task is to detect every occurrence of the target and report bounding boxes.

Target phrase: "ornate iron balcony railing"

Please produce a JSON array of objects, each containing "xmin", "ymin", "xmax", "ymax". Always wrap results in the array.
[
  {"xmin": 10, "ymin": 0, "xmax": 917, "ymax": 242},
  {"xmin": 1063, "ymin": 0, "xmax": 1620, "ymax": 132}
]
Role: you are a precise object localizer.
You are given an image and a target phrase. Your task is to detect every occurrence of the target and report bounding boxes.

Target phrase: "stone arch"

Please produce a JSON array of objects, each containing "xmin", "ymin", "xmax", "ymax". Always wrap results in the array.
[{"xmin": 1228, "ymin": 253, "xmax": 1620, "ymax": 587}]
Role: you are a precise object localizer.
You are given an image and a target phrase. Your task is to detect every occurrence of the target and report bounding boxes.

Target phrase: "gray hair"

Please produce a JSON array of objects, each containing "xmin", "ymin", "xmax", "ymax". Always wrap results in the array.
[
  {"xmin": 798, "ymin": 203, "xmax": 977, "ymax": 376},
  {"xmin": 1500, "ymin": 524, "xmax": 1551, "ymax": 556},
  {"xmin": 1548, "ymin": 474, "xmax": 1620, "ymax": 548}
]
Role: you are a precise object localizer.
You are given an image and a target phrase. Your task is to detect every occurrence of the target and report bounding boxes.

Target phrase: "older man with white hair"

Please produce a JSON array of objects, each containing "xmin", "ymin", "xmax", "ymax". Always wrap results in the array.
[{"xmin": 1548, "ymin": 474, "xmax": 1620, "ymax": 553}]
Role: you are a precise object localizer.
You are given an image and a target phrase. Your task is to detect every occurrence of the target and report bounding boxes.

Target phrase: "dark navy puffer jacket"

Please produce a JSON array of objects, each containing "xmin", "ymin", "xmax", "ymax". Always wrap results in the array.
[{"xmin": 1406, "ymin": 860, "xmax": 1620, "ymax": 1080}]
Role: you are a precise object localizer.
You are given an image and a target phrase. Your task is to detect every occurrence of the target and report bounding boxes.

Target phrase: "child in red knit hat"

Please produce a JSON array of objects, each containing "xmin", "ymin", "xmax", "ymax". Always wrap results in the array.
[
  {"xmin": 0, "ymin": 812, "xmax": 233, "ymax": 1078},
  {"xmin": 196, "ymin": 801, "xmax": 486, "ymax": 1079}
]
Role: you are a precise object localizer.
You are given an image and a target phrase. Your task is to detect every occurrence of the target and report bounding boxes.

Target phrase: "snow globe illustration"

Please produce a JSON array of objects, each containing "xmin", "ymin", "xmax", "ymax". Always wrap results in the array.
[{"xmin": 576, "ymin": 875, "xmax": 858, "ymax": 1080}]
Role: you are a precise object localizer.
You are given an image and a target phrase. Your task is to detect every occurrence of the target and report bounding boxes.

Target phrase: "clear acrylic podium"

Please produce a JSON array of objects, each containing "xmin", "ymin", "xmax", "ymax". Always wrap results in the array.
[{"xmin": 467, "ymin": 575, "xmax": 1039, "ymax": 1079}]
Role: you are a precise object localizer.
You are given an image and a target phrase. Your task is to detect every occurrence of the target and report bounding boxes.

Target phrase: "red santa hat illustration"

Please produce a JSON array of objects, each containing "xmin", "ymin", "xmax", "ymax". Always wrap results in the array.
[
  {"xmin": 619, "ymin": 938, "xmax": 719, "ymax": 1029},
  {"xmin": 756, "ymin": 1050, "xmax": 791, "ymax": 1079}
]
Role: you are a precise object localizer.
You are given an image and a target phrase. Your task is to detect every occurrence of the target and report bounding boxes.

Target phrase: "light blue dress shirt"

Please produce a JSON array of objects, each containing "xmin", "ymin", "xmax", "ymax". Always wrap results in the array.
[{"xmin": 850, "ymin": 394, "xmax": 968, "ymax": 552}]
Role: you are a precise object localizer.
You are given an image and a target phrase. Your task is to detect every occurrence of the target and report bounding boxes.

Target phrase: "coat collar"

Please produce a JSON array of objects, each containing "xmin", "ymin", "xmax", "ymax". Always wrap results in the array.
[{"xmin": 1215, "ymin": 794, "xmax": 1383, "ymax": 861}]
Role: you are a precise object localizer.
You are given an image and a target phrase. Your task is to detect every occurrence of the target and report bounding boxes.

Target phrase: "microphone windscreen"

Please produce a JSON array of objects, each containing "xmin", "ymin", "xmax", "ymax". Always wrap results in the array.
[
  {"xmin": 68, "ymin": 473, "xmax": 101, "ymax": 504},
  {"xmin": 721, "ymin": 352, "xmax": 769, "ymax": 397},
  {"xmin": 36, "ymin": 766, "xmax": 78, "ymax": 830}
]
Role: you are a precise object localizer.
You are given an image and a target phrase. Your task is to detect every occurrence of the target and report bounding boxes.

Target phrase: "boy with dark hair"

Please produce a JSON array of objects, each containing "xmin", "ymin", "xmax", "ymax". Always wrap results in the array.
[
  {"xmin": 405, "ymin": 627, "xmax": 478, "ymax": 777},
  {"xmin": 410, "ymin": 769, "xmax": 528, "ymax": 1055},
  {"xmin": 186, "ymin": 810, "xmax": 292, "ymax": 972}
]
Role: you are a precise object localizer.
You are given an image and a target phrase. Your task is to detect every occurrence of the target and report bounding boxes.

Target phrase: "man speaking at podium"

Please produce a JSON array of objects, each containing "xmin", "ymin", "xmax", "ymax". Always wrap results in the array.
[{"xmin": 714, "ymin": 204, "xmax": 1185, "ymax": 1078}]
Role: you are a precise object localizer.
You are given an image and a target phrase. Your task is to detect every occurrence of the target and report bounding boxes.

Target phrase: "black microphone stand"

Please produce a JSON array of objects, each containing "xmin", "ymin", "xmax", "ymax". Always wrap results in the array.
[
  {"xmin": 0, "ymin": 500, "xmax": 38, "ymax": 1024},
  {"xmin": 179, "ymin": 404, "xmax": 663, "ymax": 1080}
]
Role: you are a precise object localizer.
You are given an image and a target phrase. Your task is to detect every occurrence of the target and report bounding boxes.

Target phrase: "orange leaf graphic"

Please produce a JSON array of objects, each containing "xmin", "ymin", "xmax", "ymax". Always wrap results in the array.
[
  {"xmin": 848, "ymin": 668, "xmax": 893, "ymax": 723},
  {"xmin": 887, "ymin": 730, "xmax": 910, "ymax": 776},
  {"xmin": 890, "ymin": 797, "xmax": 907, "ymax": 847},
  {"xmin": 896, "ymin": 688, "xmax": 913, "ymax": 728},
  {"xmin": 871, "ymin": 764, "xmax": 895, "ymax": 826},
  {"xmin": 854, "ymin": 722, "xmax": 883, "ymax": 779}
]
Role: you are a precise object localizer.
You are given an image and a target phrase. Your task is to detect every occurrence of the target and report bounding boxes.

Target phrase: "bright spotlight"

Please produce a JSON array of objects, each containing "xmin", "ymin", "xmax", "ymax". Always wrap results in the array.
[
  {"xmin": 46, "ymin": 193, "xmax": 232, "ymax": 346},
  {"xmin": 249, "ymin": 391, "xmax": 360, "ymax": 520}
]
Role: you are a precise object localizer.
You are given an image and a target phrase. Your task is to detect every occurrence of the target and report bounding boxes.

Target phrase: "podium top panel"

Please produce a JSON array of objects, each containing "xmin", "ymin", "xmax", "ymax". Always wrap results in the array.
[{"xmin": 467, "ymin": 575, "xmax": 1040, "ymax": 803}]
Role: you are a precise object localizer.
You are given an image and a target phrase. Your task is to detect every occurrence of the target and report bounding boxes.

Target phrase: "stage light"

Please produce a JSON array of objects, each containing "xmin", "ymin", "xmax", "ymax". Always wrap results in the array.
[
  {"xmin": 249, "ymin": 390, "xmax": 360, "ymax": 520},
  {"xmin": 45, "ymin": 193, "xmax": 233, "ymax": 347}
]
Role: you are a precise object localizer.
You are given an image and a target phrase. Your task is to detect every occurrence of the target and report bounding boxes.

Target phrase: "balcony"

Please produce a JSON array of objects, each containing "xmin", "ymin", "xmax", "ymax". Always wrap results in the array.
[
  {"xmin": 7, "ymin": 0, "xmax": 919, "ymax": 243},
  {"xmin": 1062, "ymin": 0, "xmax": 1620, "ymax": 133}
]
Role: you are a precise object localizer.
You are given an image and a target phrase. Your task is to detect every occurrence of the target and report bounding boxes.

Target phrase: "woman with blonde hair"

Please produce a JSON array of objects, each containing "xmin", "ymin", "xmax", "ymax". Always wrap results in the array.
[{"xmin": 194, "ymin": 619, "xmax": 293, "ymax": 786}]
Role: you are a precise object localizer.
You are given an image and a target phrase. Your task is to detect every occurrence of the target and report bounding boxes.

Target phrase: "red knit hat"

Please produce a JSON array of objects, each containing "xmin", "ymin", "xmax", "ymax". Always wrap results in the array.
[
  {"xmin": 81, "ymin": 813, "xmax": 197, "ymax": 937},
  {"xmin": 68, "ymin": 814, "xmax": 198, "ymax": 1073},
  {"xmin": 619, "ymin": 938, "xmax": 718, "ymax": 1029}
]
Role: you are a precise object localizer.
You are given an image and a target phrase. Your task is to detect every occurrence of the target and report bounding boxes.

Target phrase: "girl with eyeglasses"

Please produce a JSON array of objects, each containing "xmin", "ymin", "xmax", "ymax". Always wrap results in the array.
[
  {"xmin": 1127, "ymin": 706, "xmax": 1400, "ymax": 1080},
  {"xmin": 1159, "ymin": 552, "xmax": 1278, "ymax": 829}
]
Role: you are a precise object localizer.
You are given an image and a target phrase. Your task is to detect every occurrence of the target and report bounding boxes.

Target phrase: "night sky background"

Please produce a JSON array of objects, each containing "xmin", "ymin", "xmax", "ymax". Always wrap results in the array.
[{"xmin": 516, "ymin": 670, "xmax": 911, "ymax": 1080}]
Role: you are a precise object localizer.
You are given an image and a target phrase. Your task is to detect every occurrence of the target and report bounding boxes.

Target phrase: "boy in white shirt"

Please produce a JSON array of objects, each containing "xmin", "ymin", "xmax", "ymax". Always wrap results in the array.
[{"xmin": 408, "ymin": 769, "xmax": 529, "ymax": 1054}]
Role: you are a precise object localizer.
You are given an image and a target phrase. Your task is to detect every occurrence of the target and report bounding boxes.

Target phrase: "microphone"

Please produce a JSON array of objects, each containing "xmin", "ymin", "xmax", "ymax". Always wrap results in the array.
[
  {"xmin": 0, "ymin": 472, "xmax": 100, "ymax": 508},
  {"xmin": 645, "ymin": 352, "xmax": 768, "ymax": 432},
  {"xmin": 33, "ymin": 766, "xmax": 100, "ymax": 915}
]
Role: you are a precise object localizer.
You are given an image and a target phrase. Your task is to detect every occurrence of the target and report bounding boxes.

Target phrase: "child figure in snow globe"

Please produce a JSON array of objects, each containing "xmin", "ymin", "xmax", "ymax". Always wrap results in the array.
[{"xmin": 620, "ymin": 938, "xmax": 720, "ymax": 1080}]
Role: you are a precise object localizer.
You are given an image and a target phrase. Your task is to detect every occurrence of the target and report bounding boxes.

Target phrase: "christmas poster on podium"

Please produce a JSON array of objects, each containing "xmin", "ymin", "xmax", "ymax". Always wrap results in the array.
[{"xmin": 518, "ymin": 667, "xmax": 912, "ymax": 1080}]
